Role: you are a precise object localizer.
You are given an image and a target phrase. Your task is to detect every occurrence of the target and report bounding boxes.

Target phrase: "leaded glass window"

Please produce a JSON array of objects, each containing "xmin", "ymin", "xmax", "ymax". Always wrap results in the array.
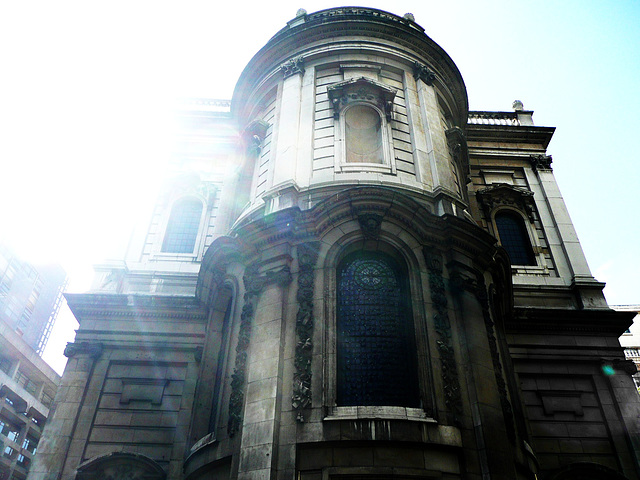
[
  {"xmin": 162, "ymin": 197, "xmax": 203, "ymax": 254},
  {"xmin": 495, "ymin": 211, "xmax": 536, "ymax": 266},
  {"xmin": 336, "ymin": 251, "xmax": 419, "ymax": 407}
]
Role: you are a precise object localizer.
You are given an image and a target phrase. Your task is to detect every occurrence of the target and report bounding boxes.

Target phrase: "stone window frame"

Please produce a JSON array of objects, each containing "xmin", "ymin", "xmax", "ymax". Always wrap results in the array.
[
  {"xmin": 152, "ymin": 194, "xmax": 209, "ymax": 261},
  {"xmin": 476, "ymin": 184, "xmax": 549, "ymax": 275},
  {"xmin": 322, "ymin": 238, "xmax": 435, "ymax": 422},
  {"xmin": 328, "ymin": 77, "xmax": 398, "ymax": 175},
  {"xmin": 491, "ymin": 206, "xmax": 548, "ymax": 274}
]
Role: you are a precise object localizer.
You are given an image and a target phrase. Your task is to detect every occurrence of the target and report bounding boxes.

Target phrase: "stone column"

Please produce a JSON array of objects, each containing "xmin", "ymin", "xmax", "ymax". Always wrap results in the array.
[
  {"xmin": 28, "ymin": 342, "xmax": 102, "ymax": 480},
  {"xmin": 413, "ymin": 64, "xmax": 440, "ymax": 190},
  {"xmin": 271, "ymin": 57, "xmax": 305, "ymax": 192},
  {"xmin": 404, "ymin": 69, "xmax": 434, "ymax": 189}
]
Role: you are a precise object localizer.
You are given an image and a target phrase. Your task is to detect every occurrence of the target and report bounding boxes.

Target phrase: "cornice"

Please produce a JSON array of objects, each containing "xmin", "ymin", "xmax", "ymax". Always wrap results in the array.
[
  {"xmin": 466, "ymin": 124, "xmax": 555, "ymax": 148},
  {"xmin": 232, "ymin": 7, "xmax": 468, "ymax": 127},
  {"xmin": 507, "ymin": 307, "xmax": 635, "ymax": 336},
  {"xmin": 65, "ymin": 293, "xmax": 208, "ymax": 320}
]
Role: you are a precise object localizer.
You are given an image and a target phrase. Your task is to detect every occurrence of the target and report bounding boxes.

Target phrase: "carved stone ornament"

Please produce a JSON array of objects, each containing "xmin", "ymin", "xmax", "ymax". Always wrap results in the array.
[
  {"xmin": 445, "ymin": 127, "xmax": 471, "ymax": 182},
  {"xmin": 292, "ymin": 242, "xmax": 320, "ymax": 422},
  {"xmin": 228, "ymin": 265, "xmax": 292, "ymax": 436},
  {"xmin": 476, "ymin": 183, "xmax": 536, "ymax": 222},
  {"xmin": 357, "ymin": 213, "xmax": 383, "ymax": 240},
  {"xmin": 529, "ymin": 154, "xmax": 553, "ymax": 172},
  {"xmin": 413, "ymin": 61, "xmax": 436, "ymax": 86},
  {"xmin": 327, "ymin": 76, "xmax": 397, "ymax": 120},
  {"xmin": 76, "ymin": 452, "xmax": 166, "ymax": 480},
  {"xmin": 281, "ymin": 56, "xmax": 305, "ymax": 78},
  {"xmin": 242, "ymin": 119, "xmax": 270, "ymax": 157},
  {"xmin": 612, "ymin": 358, "xmax": 638, "ymax": 375},
  {"xmin": 474, "ymin": 275, "xmax": 517, "ymax": 444},
  {"xmin": 64, "ymin": 342, "xmax": 103, "ymax": 359},
  {"xmin": 423, "ymin": 247, "xmax": 463, "ymax": 425}
]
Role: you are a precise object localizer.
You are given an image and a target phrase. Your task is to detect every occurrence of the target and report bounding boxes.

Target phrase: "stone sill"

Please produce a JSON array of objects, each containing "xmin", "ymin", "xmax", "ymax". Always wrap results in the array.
[
  {"xmin": 336, "ymin": 163, "xmax": 394, "ymax": 175},
  {"xmin": 150, "ymin": 252, "xmax": 199, "ymax": 262},
  {"xmin": 324, "ymin": 406, "xmax": 436, "ymax": 422},
  {"xmin": 512, "ymin": 265, "xmax": 549, "ymax": 276}
]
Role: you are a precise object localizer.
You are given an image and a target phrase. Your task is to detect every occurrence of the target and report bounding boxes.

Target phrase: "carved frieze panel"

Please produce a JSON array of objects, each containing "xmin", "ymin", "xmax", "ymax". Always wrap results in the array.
[{"xmin": 476, "ymin": 183, "xmax": 536, "ymax": 222}]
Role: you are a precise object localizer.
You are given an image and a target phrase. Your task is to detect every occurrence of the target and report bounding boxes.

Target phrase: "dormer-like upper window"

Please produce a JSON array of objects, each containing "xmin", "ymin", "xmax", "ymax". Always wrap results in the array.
[
  {"xmin": 162, "ymin": 197, "xmax": 203, "ymax": 254},
  {"xmin": 328, "ymin": 77, "xmax": 397, "ymax": 174},
  {"xmin": 494, "ymin": 211, "xmax": 536, "ymax": 266}
]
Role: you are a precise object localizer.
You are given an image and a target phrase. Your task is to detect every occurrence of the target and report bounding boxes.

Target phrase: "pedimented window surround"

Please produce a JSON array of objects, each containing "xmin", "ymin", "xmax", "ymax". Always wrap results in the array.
[
  {"xmin": 328, "ymin": 77, "xmax": 397, "ymax": 174},
  {"xmin": 476, "ymin": 183, "xmax": 549, "ymax": 274}
]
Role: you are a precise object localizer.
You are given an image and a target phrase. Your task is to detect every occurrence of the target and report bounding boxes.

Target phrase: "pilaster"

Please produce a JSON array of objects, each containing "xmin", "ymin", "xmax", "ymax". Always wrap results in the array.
[
  {"xmin": 235, "ymin": 262, "xmax": 293, "ymax": 480},
  {"xmin": 271, "ymin": 58, "xmax": 304, "ymax": 193},
  {"xmin": 28, "ymin": 342, "xmax": 102, "ymax": 480}
]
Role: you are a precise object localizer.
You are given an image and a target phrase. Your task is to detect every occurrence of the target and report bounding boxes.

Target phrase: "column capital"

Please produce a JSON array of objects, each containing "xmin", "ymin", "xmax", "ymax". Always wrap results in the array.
[{"xmin": 63, "ymin": 342, "xmax": 103, "ymax": 359}]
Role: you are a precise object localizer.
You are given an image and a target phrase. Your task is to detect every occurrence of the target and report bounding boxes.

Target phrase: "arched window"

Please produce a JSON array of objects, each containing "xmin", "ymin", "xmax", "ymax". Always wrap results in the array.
[
  {"xmin": 336, "ymin": 251, "xmax": 419, "ymax": 407},
  {"xmin": 344, "ymin": 105, "xmax": 384, "ymax": 164},
  {"xmin": 162, "ymin": 197, "xmax": 203, "ymax": 254},
  {"xmin": 494, "ymin": 211, "xmax": 536, "ymax": 266}
]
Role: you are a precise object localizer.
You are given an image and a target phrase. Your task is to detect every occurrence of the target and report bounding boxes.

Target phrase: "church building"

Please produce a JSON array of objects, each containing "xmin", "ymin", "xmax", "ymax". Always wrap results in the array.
[{"xmin": 29, "ymin": 8, "xmax": 639, "ymax": 480}]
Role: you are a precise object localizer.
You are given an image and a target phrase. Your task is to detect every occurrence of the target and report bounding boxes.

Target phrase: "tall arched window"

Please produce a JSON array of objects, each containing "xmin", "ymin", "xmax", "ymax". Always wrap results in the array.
[
  {"xmin": 494, "ymin": 211, "xmax": 536, "ymax": 266},
  {"xmin": 336, "ymin": 251, "xmax": 419, "ymax": 407},
  {"xmin": 344, "ymin": 105, "xmax": 384, "ymax": 164},
  {"xmin": 161, "ymin": 197, "xmax": 203, "ymax": 254}
]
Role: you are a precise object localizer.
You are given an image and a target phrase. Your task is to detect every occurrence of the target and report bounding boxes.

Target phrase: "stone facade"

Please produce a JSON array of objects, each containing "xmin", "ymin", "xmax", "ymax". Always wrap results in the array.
[{"xmin": 29, "ymin": 8, "xmax": 639, "ymax": 480}]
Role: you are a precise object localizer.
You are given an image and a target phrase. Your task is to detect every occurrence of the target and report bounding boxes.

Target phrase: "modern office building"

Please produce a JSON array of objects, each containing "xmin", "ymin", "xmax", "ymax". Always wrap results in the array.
[
  {"xmin": 0, "ymin": 319, "xmax": 60, "ymax": 480},
  {"xmin": 30, "ymin": 8, "xmax": 640, "ymax": 480},
  {"xmin": 0, "ymin": 244, "xmax": 67, "ymax": 355}
]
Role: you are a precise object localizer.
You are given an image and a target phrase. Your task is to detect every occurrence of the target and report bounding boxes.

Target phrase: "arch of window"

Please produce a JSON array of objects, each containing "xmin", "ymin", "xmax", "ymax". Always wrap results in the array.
[
  {"xmin": 336, "ymin": 250, "xmax": 419, "ymax": 407},
  {"xmin": 161, "ymin": 197, "xmax": 203, "ymax": 254},
  {"xmin": 494, "ymin": 211, "xmax": 536, "ymax": 266}
]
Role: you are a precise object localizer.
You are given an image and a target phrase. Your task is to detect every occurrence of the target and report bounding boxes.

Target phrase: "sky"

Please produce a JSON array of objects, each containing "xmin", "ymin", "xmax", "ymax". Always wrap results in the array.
[{"xmin": 1, "ymin": 1, "xmax": 639, "ymax": 373}]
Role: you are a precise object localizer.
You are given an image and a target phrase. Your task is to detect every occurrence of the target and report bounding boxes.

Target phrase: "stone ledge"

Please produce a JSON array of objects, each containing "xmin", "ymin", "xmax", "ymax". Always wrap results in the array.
[{"xmin": 324, "ymin": 406, "xmax": 436, "ymax": 423}]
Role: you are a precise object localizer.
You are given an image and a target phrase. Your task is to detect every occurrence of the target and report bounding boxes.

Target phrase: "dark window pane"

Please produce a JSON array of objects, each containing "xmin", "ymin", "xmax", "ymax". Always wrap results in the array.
[
  {"xmin": 162, "ymin": 198, "xmax": 203, "ymax": 254},
  {"xmin": 495, "ymin": 212, "xmax": 536, "ymax": 266},
  {"xmin": 337, "ymin": 251, "xmax": 419, "ymax": 407}
]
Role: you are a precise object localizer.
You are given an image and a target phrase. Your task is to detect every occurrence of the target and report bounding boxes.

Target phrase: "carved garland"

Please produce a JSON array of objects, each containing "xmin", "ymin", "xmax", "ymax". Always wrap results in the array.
[
  {"xmin": 423, "ymin": 248, "xmax": 463, "ymax": 425},
  {"xmin": 476, "ymin": 277, "xmax": 517, "ymax": 444},
  {"xmin": 227, "ymin": 265, "xmax": 292, "ymax": 436},
  {"xmin": 292, "ymin": 242, "xmax": 321, "ymax": 422}
]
